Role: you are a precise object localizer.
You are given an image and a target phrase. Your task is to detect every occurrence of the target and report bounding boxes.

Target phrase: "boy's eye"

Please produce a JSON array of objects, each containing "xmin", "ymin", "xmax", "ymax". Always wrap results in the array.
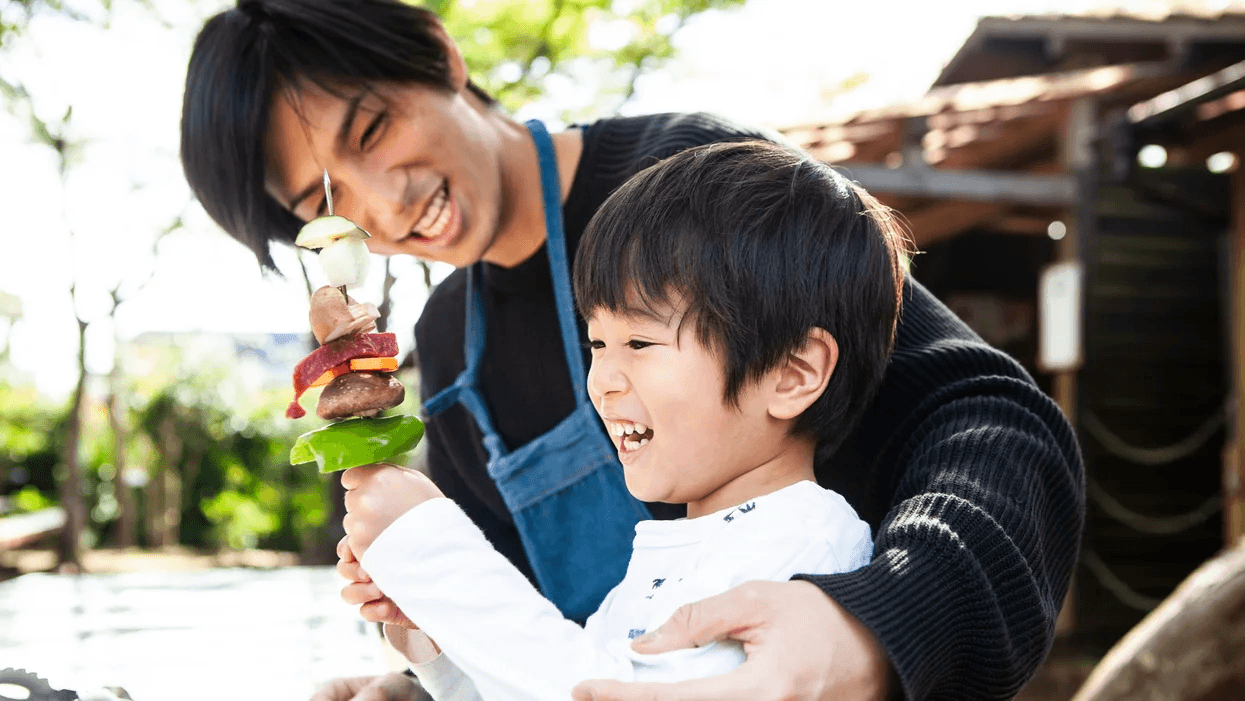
[
  {"xmin": 626, "ymin": 340, "xmax": 654, "ymax": 350},
  {"xmin": 585, "ymin": 340, "xmax": 605, "ymax": 350}
]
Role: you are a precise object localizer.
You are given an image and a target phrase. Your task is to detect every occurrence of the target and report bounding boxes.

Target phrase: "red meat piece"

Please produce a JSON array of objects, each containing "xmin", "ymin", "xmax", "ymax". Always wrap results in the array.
[{"xmin": 286, "ymin": 333, "xmax": 398, "ymax": 419}]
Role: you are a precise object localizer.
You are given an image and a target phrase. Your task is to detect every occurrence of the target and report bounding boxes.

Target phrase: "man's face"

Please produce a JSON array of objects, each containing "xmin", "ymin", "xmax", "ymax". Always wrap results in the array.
[
  {"xmin": 586, "ymin": 303, "xmax": 790, "ymax": 518},
  {"xmin": 265, "ymin": 79, "xmax": 505, "ymax": 269}
]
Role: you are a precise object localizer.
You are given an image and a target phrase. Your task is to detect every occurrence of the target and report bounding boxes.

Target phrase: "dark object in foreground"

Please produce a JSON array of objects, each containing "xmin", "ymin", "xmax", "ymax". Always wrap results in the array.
[{"xmin": 0, "ymin": 668, "xmax": 132, "ymax": 701}]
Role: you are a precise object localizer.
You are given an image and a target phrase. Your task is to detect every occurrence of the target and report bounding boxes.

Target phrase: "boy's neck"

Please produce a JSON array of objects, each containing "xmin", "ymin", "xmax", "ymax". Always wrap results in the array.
[{"xmin": 684, "ymin": 437, "xmax": 818, "ymax": 519}]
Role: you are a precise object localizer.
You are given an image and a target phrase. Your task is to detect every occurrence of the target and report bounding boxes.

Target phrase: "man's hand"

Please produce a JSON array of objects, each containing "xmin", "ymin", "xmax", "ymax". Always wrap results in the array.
[
  {"xmin": 336, "ymin": 535, "xmax": 417, "ymax": 628},
  {"xmin": 571, "ymin": 580, "xmax": 895, "ymax": 701},
  {"xmin": 342, "ymin": 463, "xmax": 445, "ymax": 556},
  {"xmin": 308, "ymin": 673, "xmax": 427, "ymax": 701}
]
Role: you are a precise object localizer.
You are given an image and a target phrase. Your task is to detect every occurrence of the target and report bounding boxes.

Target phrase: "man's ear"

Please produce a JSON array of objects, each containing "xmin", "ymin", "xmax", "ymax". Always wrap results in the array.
[
  {"xmin": 768, "ymin": 327, "xmax": 837, "ymax": 421},
  {"xmin": 429, "ymin": 21, "xmax": 469, "ymax": 92}
]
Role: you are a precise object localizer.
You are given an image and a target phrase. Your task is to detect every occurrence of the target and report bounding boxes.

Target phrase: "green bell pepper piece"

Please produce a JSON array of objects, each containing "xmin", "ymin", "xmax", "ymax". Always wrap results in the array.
[{"xmin": 290, "ymin": 414, "xmax": 425, "ymax": 473}]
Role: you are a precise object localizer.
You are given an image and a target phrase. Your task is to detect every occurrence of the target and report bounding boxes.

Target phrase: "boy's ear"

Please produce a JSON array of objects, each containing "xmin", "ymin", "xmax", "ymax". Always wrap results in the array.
[
  {"xmin": 429, "ymin": 21, "xmax": 469, "ymax": 92},
  {"xmin": 768, "ymin": 327, "xmax": 837, "ymax": 421}
]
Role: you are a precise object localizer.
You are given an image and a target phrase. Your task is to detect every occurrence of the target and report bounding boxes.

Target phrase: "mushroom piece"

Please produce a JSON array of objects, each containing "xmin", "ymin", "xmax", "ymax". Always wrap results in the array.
[
  {"xmin": 316, "ymin": 371, "xmax": 405, "ymax": 420},
  {"xmin": 309, "ymin": 286, "xmax": 379, "ymax": 345}
]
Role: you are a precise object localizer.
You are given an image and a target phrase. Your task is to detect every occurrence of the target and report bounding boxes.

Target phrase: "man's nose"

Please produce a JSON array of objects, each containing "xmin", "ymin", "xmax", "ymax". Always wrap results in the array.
[{"xmin": 332, "ymin": 166, "xmax": 408, "ymax": 241}]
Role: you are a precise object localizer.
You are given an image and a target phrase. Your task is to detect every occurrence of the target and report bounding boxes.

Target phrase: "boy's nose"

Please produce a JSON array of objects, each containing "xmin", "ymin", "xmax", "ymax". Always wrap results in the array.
[{"xmin": 587, "ymin": 357, "xmax": 629, "ymax": 400}]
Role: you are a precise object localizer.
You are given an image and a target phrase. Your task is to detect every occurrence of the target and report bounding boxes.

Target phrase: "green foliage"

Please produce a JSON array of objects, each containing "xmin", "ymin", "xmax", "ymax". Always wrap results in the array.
[
  {"xmin": 12, "ymin": 485, "xmax": 54, "ymax": 512},
  {"xmin": 0, "ymin": 0, "xmax": 93, "ymax": 50},
  {"xmin": 437, "ymin": 0, "xmax": 747, "ymax": 115},
  {"xmin": 1, "ymin": 351, "xmax": 337, "ymax": 555},
  {"xmin": 1, "ymin": 383, "xmax": 63, "ymax": 507},
  {"xmin": 131, "ymin": 360, "xmax": 324, "ymax": 552}
]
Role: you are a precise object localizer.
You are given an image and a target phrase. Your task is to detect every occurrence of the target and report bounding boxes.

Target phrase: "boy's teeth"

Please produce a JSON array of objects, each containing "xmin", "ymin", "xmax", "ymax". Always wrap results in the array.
[
  {"xmin": 612, "ymin": 423, "xmax": 625, "ymax": 437},
  {"xmin": 634, "ymin": 423, "xmax": 647, "ymax": 435},
  {"xmin": 638, "ymin": 438, "xmax": 649, "ymax": 447}
]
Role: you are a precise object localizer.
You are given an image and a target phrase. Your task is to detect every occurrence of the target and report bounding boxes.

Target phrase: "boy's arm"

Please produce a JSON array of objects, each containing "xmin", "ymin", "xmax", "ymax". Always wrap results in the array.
[
  {"xmin": 385, "ymin": 625, "xmax": 483, "ymax": 701},
  {"xmin": 355, "ymin": 496, "xmax": 636, "ymax": 701}
]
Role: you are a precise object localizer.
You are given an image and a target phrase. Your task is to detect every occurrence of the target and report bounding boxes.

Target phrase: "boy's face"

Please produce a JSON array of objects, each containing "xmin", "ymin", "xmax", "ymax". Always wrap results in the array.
[{"xmin": 585, "ymin": 302, "xmax": 799, "ymax": 518}]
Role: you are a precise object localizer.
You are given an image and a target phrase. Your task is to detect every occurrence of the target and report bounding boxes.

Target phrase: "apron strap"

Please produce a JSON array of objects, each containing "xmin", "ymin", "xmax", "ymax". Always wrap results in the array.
[
  {"xmin": 423, "ymin": 264, "xmax": 508, "ymax": 463},
  {"xmin": 526, "ymin": 119, "xmax": 592, "ymax": 408}
]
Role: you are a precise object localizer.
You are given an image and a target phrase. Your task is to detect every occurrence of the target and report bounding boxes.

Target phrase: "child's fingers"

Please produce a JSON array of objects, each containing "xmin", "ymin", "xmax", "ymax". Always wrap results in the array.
[
  {"xmin": 336, "ymin": 557, "xmax": 372, "ymax": 584},
  {"xmin": 342, "ymin": 580, "xmax": 384, "ymax": 605},
  {"xmin": 337, "ymin": 535, "xmax": 357, "ymax": 563},
  {"xmin": 361, "ymin": 598, "xmax": 418, "ymax": 629}
]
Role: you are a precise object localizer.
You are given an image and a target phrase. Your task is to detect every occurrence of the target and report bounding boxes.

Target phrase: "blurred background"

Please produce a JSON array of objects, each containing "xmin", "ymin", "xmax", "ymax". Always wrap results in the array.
[{"xmin": 3, "ymin": 0, "xmax": 1245, "ymax": 698}]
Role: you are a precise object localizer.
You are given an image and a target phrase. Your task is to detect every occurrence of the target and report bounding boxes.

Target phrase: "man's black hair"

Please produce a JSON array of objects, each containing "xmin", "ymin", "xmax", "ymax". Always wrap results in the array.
[
  {"xmin": 573, "ymin": 140, "xmax": 909, "ymax": 460},
  {"xmin": 180, "ymin": 0, "xmax": 493, "ymax": 271}
]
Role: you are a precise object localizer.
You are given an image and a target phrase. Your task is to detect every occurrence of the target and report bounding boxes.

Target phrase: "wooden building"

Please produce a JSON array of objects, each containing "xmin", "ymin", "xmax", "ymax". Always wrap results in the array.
[{"xmin": 781, "ymin": 8, "xmax": 1245, "ymax": 654}]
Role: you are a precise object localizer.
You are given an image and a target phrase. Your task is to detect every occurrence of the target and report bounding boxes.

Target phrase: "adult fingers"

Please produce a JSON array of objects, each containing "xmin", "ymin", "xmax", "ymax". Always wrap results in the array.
[
  {"xmin": 373, "ymin": 672, "xmax": 425, "ymax": 700},
  {"xmin": 306, "ymin": 676, "xmax": 372, "ymax": 701},
  {"xmin": 571, "ymin": 669, "xmax": 760, "ymax": 701},
  {"xmin": 631, "ymin": 582, "xmax": 769, "ymax": 654}
]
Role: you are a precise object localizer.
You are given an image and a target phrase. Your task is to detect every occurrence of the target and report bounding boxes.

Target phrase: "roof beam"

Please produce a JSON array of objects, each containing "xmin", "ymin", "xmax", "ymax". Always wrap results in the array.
[
  {"xmin": 903, "ymin": 200, "xmax": 1012, "ymax": 248},
  {"xmin": 839, "ymin": 164, "xmax": 1078, "ymax": 206}
]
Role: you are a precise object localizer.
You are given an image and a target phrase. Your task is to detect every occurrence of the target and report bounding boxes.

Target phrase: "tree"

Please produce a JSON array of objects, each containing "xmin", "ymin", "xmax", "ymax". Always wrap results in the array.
[{"xmin": 437, "ymin": 0, "xmax": 747, "ymax": 117}]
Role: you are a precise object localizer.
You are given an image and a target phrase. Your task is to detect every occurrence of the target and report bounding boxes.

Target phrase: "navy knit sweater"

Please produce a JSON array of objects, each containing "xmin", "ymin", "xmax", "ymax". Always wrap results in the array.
[{"xmin": 414, "ymin": 112, "xmax": 1085, "ymax": 700}]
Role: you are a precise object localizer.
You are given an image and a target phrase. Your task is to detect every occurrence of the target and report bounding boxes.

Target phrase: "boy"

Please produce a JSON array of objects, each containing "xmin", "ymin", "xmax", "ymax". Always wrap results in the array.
[{"xmin": 339, "ymin": 140, "xmax": 908, "ymax": 700}]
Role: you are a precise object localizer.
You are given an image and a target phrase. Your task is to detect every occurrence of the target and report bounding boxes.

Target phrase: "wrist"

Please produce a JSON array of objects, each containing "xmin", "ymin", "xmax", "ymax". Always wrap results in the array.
[{"xmin": 385, "ymin": 623, "xmax": 441, "ymax": 665}]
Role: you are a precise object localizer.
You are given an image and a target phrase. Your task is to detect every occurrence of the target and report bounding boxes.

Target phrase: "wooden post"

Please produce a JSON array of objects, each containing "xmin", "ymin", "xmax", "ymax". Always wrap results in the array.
[
  {"xmin": 1229, "ymin": 164, "xmax": 1245, "ymax": 545},
  {"xmin": 1051, "ymin": 98, "xmax": 1095, "ymax": 637}
]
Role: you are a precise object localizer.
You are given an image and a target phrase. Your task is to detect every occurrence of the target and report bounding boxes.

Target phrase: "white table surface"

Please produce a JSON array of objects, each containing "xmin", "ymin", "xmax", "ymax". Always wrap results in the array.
[{"xmin": 0, "ymin": 566, "xmax": 391, "ymax": 701}]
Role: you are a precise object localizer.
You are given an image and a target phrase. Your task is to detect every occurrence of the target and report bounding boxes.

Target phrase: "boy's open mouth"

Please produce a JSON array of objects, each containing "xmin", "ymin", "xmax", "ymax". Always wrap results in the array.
[{"xmin": 609, "ymin": 420, "xmax": 654, "ymax": 452}]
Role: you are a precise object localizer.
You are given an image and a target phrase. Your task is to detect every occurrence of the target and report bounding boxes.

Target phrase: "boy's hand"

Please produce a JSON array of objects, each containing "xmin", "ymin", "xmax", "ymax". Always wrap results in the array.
[
  {"xmin": 570, "ymin": 581, "xmax": 895, "ymax": 701},
  {"xmin": 336, "ymin": 535, "xmax": 418, "ymax": 628},
  {"xmin": 341, "ymin": 463, "xmax": 445, "ymax": 556}
]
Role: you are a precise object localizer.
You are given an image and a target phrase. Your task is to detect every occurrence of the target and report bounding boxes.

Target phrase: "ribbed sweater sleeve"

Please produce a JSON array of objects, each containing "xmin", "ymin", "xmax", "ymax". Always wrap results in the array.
[{"xmin": 797, "ymin": 281, "xmax": 1085, "ymax": 700}]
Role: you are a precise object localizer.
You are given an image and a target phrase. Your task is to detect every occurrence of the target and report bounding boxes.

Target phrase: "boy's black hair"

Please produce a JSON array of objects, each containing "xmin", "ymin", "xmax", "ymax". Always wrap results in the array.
[
  {"xmin": 573, "ymin": 141, "xmax": 909, "ymax": 460},
  {"xmin": 180, "ymin": 0, "xmax": 493, "ymax": 271}
]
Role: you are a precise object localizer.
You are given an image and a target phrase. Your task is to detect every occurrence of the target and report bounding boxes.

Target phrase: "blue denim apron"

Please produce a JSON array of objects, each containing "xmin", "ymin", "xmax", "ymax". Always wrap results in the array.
[{"xmin": 422, "ymin": 120, "xmax": 651, "ymax": 622}]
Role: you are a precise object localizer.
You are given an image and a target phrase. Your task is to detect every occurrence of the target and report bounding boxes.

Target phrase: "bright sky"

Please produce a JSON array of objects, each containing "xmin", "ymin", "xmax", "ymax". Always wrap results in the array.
[{"xmin": 1, "ymin": 0, "xmax": 1128, "ymax": 399}]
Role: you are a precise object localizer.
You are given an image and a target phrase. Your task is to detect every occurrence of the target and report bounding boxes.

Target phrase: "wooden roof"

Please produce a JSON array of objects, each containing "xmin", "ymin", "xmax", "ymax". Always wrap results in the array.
[
  {"xmin": 778, "ymin": 64, "xmax": 1195, "ymax": 246},
  {"xmin": 936, "ymin": 7, "xmax": 1245, "ymax": 86}
]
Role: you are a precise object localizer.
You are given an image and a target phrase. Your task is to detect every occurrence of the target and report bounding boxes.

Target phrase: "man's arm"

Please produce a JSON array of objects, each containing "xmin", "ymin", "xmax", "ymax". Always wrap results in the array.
[{"xmin": 807, "ymin": 376, "xmax": 1084, "ymax": 699}]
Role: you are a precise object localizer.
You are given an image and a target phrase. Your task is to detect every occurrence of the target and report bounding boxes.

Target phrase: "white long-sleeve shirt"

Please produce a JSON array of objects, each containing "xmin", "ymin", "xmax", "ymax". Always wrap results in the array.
[{"xmin": 360, "ymin": 480, "xmax": 873, "ymax": 701}]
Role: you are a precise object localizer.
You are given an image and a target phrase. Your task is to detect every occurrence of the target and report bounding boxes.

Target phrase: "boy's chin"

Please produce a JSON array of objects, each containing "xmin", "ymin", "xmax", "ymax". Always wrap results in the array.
[{"xmin": 624, "ymin": 476, "xmax": 669, "ymax": 505}]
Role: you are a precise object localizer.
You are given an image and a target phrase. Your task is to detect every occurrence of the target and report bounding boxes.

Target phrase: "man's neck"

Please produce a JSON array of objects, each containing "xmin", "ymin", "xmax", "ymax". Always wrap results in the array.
[{"xmin": 481, "ymin": 115, "xmax": 584, "ymax": 268}]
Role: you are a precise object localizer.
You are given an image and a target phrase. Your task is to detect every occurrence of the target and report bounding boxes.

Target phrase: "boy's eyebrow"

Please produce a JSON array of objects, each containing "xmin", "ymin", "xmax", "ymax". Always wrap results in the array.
[{"xmin": 619, "ymin": 304, "xmax": 682, "ymax": 327}]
